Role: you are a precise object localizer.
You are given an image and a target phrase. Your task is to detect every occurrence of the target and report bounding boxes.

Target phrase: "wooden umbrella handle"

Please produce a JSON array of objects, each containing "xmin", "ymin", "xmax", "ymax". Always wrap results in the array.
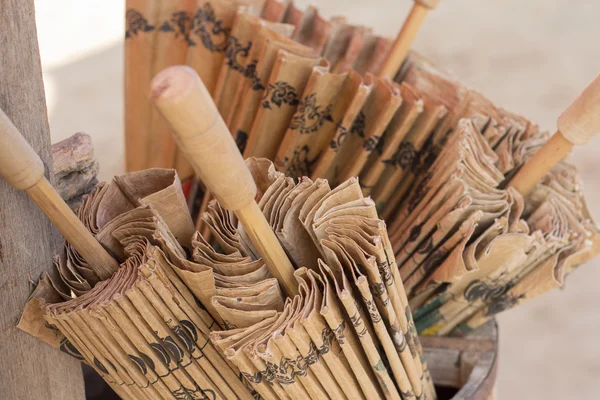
[
  {"xmin": 0, "ymin": 108, "xmax": 118, "ymax": 279},
  {"xmin": 509, "ymin": 73, "xmax": 600, "ymax": 195},
  {"xmin": 151, "ymin": 66, "xmax": 298, "ymax": 296},
  {"xmin": 378, "ymin": 0, "xmax": 440, "ymax": 79},
  {"xmin": 151, "ymin": 66, "xmax": 256, "ymax": 211}
]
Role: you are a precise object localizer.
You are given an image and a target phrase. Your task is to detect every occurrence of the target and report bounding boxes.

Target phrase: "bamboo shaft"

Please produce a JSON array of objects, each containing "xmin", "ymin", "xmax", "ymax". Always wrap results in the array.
[
  {"xmin": 235, "ymin": 201, "xmax": 299, "ymax": 297},
  {"xmin": 378, "ymin": 3, "xmax": 429, "ymax": 79},
  {"xmin": 510, "ymin": 72, "xmax": 600, "ymax": 195},
  {"xmin": 26, "ymin": 177, "xmax": 118, "ymax": 279},
  {"xmin": 509, "ymin": 131, "xmax": 573, "ymax": 196}
]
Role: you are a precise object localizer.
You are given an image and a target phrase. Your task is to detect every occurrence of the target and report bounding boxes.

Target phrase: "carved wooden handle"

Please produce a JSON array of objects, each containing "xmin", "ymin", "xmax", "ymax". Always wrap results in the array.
[
  {"xmin": 151, "ymin": 66, "xmax": 257, "ymax": 212},
  {"xmin": 0, "ymin": 108, "xmax": 45, "ymax": 190},
  {"xmin": 510, "ymin": 73, "xmax": 600, "ymax": 195},
  {"xmin": 0, "ymin": 107, "xmax": 118, "ymax": 279}
]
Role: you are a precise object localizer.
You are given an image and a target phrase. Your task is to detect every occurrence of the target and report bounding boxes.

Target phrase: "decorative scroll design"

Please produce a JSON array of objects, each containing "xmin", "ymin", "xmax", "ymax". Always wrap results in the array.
[
  {"xmin": 276, "ymin": 145, "xmax": 320, "ymax": 179},
  {"xmin": 190, "ymin": 3, "xmax": 230, "ymax": 51},
  {"xmin": 159, "ymin": 11, "xmax": 193, "ymax": 45},
  {"xmin": 243, "ymin": 60, "xmax": 265, "ymax": 91},
  {"xmin": 383, "ymin": 141, "xmax": 418, "ymax": 170},
  {"xmin": 225, "ymin": 36, "xmax": 251, "ymax": 72},
  {"xmin": 261, "ymin": 82, "xmax": 300, "ymax": 110},
  {"xmin": 125, "ymin": 9, "xmax": 155, "ymax": 38},
  {"xmin": 289, "ymin": 93, "xmax": 334, "ymax": 135}
]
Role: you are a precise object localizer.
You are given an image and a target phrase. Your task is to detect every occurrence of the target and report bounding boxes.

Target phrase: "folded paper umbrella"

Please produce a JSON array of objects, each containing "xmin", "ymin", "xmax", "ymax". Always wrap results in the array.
[
  {"xmin": 123, "ymin": 0, "xmax": 600, "ymax": 337},
  {"xmin": 1, "ymin": 103, "xmax": 258, "ymax": 398},
  {"xmin": 402, "ymin": 73, "xmax": 600, "ymax": 336},
  {"xmin": 6, "ymin": 62, "xmax": 599, "ymax": 400},
  {"xmin": 155, "ymin": 53, "xmax": 600, "ymax": 335},
  {"xmin": 11, "ymin": 64, "xmax": 444, "ymax": 398},
  {"xmin": 122, "ymin": 0, "xmax": 447, "ymax": 248},
  {"xmin": 123, "ymin": 0, "xmax": 442, "ymax": 193},
  {"xmin": 108, "ymin": 3, "xmax": 600, "ymax": 397},
  {"xmin": 152, "ymin": 65, "xmax": 440, "ymax": 399}
]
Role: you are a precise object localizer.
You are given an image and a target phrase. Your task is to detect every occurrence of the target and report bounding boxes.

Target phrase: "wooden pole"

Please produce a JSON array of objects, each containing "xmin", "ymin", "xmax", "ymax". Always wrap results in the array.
[
  {"xmin": 509, "ymin": 72, "xmax": 600, "ymax": 195},
  {"xmin": 152, "ymin": 66, "xmax": 299, "ymax": 297},
  {"xmin": 0, "ymin": 0, "xmax": 85, "ymax": 398},
  {"xmin": 378, "ymin": 0, "xmax": 440, "ymax": 79}
]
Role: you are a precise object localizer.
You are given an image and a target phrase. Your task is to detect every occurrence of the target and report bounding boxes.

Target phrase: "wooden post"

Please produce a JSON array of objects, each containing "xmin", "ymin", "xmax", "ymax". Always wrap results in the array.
[{"xmin": 0, "ymin": 1, "xmax": 85, "ymax": 399}]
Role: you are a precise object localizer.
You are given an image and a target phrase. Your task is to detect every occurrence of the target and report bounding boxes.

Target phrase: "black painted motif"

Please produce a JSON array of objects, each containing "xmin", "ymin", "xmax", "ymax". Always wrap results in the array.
[
  {"xmin": 332, "ymin": 320, "xmax": 346, "ymax": 345},
  {"xmin": 363, "ymin": 296, "xmax": 383, "ymax": 323},
  {"xmin": 93, "ymin": 357, "xmax": 115, "ymax": 375},
  {"xmin": 289, "ymin": 93, "xmax": 334, "ymax": 135},
  {"xmin": 377, "ymin": 260, "xmax": 394, "ymax": 287},
  {"xmin": 350, "ymin": 310, "xmax": 368, "ymax": 338},
  {"xmin": 125, "ymin": 9, "xmax": 155, "ymax": 38},
  {"xmin": 319, "ymin": 326, "xmax": 335, "ymax": 355},
  {"xmin": 173, "ymin": 323, "xmax": 196, "ymax": 353},
  {"xmin": 369, "ymin": 281, "xmax": 386, "ymax": 298},
  {"xmin": 304, "ymin": 341, "xmax": 320, "ymax": 366},
  {"xmin": 46, "ymin": 322, "xmax": 85, "ymax": 361},
  {"xmin": 362, "ymin": 135, "xmax": 381, "ymax": 152},
  {"xmin": 421, "ymin": 249, "xmax": 448, "ymax": 275},
  {"xmin": 350, "ymin": 111, "xmax": 366, "ymax": 138},
  {"xmin": 128, "ymin": 352, "xmax": 155, "ymax": 376},
  {"xmin": 243, "ymin": 60, "xmax": 265, "ymax": 91},
  {"xmin": 234, "ymin": 130, "xmax": 248, "ymax": 153},
  {"xmin": 225, "ymin": 36, "xmax": 251, "ymax": 72},
  {"xmin": 407, "ymin": 173, "xmax": 431, "ymax": 213},
  {"xmin": 463, "ymin": 279, "xmax": 509, "ymax": 303},
  {"xmin": 261, "ymin": 82, "xmax": 300, "ymax": 109},
  {"xmin": 383, "ymin": 141, "xmax": 418, "ymax": 170},
  {"xmin": 264, "ymin": 353, "xmax": 309, "ymax": 386},
  {"xmin": 416, "ymin": 236, "xmax": 434, "ymax": 254},
  {"xmin": 60, "ymin": 338, "xmax": 84, "ymax": 361},
  {"xmin": 330, "ymin": 123, "xmax": 349, "ymax": 151},
  {"xmin": 172, "ymin": 384, "xmax": 214, "ymax": 400},
  {"xmin": 191, "ymin": 3, "xmax": 230, "ymax": 52},
  {"xmin": 159, "ymin": 11, "xmax": 194, "ymax": 45},
  {"xmin": 408, "ymin": 223, "xmax": 422, "ymax": 243},
  {"xmin": 242, "ymin": 370, "xmax": 263, "ymax": 384},
  {"xmin": 485, "ymin": 292, "xmax": 524, "ymax": 316},
  {"xmin": 276, "ymin": 145, "xmax": 320, "ymax": 179}
]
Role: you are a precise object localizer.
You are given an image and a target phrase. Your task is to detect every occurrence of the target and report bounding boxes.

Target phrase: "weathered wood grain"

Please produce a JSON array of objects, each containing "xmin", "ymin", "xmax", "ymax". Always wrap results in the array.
[
  {"xmin": 0, "ymin": 0, "xmax": 85, "ymax": 398},
  {"xmin": 52, "ymin": 132, "xmax": 99, "ymax": 210},
  {"xmin": 422, "ymin": 320, "xmax": 498, "ymax": 399}
]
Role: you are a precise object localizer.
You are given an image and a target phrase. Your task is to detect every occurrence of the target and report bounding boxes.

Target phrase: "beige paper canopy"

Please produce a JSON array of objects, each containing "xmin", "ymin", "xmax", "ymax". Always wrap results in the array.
[{"xmin": 122, "ymin": 0, "xmax": 600, "ymax": 338}]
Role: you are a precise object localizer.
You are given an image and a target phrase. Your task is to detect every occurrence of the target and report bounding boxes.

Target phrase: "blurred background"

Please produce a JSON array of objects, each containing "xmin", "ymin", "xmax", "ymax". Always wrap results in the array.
[{"xmin": 35, "ymin": 0, "xmax": 600, "ymax": 398}]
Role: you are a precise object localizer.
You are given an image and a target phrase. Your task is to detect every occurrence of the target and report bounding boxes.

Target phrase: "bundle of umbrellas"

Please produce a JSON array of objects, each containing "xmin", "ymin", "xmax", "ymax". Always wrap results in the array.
[
  {"xmin": 125, "ymin": 0, "xmax": 435, "ymax": 181},
  {"xmin": 13, "ymin": 148, "xmax": 437, "ymax": 398},
  {"xmin": 125, "ymin": 0, "xmax": 600, "ymax": 334},
  {"xmin": 0, "ymin": 0, "xmax": 596, "ymax": 400}
]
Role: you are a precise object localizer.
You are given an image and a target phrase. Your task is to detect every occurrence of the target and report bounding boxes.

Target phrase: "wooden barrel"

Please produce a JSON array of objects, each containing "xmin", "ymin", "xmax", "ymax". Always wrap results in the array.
[{"xmin": 422, "ymin": 319, "xmax": 498, "ymax": 400}]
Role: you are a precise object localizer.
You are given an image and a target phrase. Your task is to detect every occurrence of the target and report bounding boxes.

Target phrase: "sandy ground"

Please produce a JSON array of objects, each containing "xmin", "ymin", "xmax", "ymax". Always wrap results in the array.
[{"xmin": 36, "ymin": 0, "xmax": 600, "ymax": 398}]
